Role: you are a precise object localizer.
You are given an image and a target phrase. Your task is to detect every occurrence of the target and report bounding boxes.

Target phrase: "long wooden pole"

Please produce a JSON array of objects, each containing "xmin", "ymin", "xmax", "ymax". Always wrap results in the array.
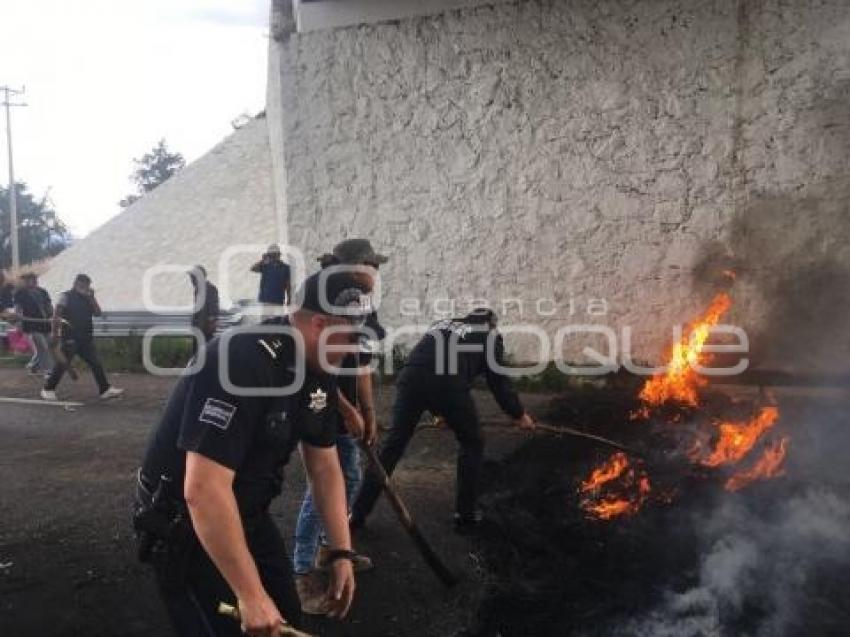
[{"xmin": 358, "ymin": 441, "xmax": 459, "ymax": 588}]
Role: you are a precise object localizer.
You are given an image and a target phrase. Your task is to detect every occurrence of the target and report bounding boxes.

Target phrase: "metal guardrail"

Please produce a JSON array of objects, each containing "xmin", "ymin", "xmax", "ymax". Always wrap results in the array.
[
  {"xmin": 0, "ymin": 301, "xmax": 281, "ymax": 339},
  {"xmin": 90, "ymin": 310, "xmax": 244, "ymax": 337}
]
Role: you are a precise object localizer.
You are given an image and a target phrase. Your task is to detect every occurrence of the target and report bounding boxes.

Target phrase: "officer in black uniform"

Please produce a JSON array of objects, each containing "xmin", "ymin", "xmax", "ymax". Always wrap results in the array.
[
  {"xmin": 135, "ymin": 270, "xmax": 368, "ymax": 636},
  {"xmin": 351, "ymin": 308, "xmax": 535, "ymax": 532}
]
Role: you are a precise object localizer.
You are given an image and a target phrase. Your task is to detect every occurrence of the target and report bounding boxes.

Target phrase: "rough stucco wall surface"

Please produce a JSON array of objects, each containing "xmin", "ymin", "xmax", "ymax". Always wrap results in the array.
[
  {"xmin": 41, "ymin": 117, "xmax": 279, "ymax": 311},
  {"xmin": 275, "ymin": 0, "xmax": 850, "ymax": 372}
]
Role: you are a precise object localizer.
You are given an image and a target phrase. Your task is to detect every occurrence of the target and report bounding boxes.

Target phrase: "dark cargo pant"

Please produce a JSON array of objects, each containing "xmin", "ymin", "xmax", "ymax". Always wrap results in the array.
[
  {"xmin": 352, "ymin": 366, "xmax": 484, "ymax": 521},
  {"xmin": 44, "ymin": 338, "xmax": 109, "ymax": 394},
  {"xmin": 153, "ymin": 514, "xmax": 302, "ymax": 636}
]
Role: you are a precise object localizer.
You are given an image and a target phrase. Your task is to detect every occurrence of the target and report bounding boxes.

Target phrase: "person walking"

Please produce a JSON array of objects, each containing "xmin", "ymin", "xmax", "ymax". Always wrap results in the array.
[
  {"xmin": 41, "ymin": 274, "xmax": 124, "ymax": 401},
  {"xmin": 14, "ymin": 273, "xmax": 54, "ymax": 375}
]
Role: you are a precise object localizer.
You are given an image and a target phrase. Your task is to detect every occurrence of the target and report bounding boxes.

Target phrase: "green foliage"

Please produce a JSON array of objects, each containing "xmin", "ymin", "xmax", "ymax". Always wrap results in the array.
[
  {"xmin": 0, "ymin": 182, "xmax": 72, "ymax": 269},
  {"xmin": 119, "ymin": 139, "xmax": 186, "ymax": 208},
  {"xmin": 94, "ymin": 335, "xmax": 193, "ymax": 372}
]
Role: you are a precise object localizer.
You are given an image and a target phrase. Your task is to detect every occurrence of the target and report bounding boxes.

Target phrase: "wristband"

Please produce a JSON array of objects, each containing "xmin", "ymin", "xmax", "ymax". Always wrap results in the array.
[{"xmin": 324, "ymin": 549, "xmax": 358, "ymax": 565}]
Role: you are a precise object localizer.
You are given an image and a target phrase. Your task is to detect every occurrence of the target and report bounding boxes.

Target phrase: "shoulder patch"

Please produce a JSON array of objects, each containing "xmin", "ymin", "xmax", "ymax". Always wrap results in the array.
[{"xmin": 199, "ymin": 398, "xmax": 237, "ymax": 430}]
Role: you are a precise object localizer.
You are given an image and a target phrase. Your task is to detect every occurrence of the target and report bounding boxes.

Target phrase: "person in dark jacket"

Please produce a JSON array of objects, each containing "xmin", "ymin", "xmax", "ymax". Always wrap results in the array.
[
  {"xmin": 188, "ymin": 265, "xmax": 220, "ymax": 356},
  {"xmin": 13, "ymin": 273, "xmax": 54, "ymax": 374},
  {"xmin": 41, "ymin": 274, "xmax": 124, "ymax": 401},
  {"xmin": 351, "ymin": 308, "xmax": 535, "ymax": 532},
  {"xmin": 251, "ymin": 244, "xmax": 291, "ymax": 309}
]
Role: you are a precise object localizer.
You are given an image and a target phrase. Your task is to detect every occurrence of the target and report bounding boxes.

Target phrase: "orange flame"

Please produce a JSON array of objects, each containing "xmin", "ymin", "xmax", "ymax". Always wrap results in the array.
[
  {"xmin": 725, "ymin": 437, "xmax": 789, "ymax": 492},
  {"xmin": 700, "ymin": 406, "xmax": 779, "ymax": 467},
  {"xmin": 638, "ymin": 292, "xmax": 732, "ymax": 410},
  {"xmin": 579, "ymin": 453, "xmax": 651, "ymax": 520},
  {"xmin": 580, "ymin": 452, "xmax": 629, "ymax": 490},
  {"xmin": 581, "ymin": 292, "xmax": 788, "ymax": 523}
]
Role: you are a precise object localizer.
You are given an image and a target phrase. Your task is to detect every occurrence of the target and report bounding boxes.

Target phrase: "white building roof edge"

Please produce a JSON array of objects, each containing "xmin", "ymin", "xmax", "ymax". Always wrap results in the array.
[{"xmin": 293, "ymin": 0, "xmax": 508, "ymax": 33}]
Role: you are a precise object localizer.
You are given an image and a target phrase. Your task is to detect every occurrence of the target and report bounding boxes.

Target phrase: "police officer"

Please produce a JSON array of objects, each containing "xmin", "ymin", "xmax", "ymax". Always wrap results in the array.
[
  {"xmin": 350, "ymin": 308, "xmax": 535, "ymax": 532},
  {"xmin": 135, "ymin": 270, "xmax": 368, "ymax": 635}
]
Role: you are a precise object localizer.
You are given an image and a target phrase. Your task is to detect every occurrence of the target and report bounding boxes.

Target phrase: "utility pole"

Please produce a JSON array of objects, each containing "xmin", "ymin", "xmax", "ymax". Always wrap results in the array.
[{"xmin": 2, "ymin": 85, "xmax": 27, "ymax": 272}]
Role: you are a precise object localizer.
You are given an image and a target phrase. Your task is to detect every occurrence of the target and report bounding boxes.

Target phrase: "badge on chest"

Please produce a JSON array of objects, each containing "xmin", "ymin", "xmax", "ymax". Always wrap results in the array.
[{"xmin": 309, "ymin": 388, "xmax": 328, "ymax": 413}]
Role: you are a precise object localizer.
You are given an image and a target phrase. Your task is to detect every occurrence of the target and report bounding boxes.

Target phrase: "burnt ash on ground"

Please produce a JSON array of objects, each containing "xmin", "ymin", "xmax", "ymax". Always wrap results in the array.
[{"xmin": 460, "ymin": 384, "xmax": 850, "ymax": 637}]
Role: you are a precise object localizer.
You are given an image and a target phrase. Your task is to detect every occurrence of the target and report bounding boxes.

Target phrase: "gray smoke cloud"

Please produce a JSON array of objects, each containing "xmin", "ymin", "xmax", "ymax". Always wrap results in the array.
[
  {"xmin": 620, "ymin": 489, "xmax": 850, "ymax": 637},
  {"xmin": 618, "ymin": 400, "xmax": 850, "ymax": 637}
]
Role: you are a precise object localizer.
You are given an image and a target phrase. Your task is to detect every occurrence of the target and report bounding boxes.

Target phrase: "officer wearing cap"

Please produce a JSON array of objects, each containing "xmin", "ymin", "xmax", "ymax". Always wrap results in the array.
[
  {"xmin": 351, "ymin": 308, "xmax": 535, "ymax": 533},
  {"xmin": 134, "ymin": 270, "xmax": 368, "ymax": 636}
]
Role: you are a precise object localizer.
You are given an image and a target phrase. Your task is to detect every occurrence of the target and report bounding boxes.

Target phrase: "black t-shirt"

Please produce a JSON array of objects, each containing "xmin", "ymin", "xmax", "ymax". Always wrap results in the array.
[
  {"xmin": 58, "ymin": 289, "xmax": 97, "ymax": 342},
  {"xmin": 406, "ymin": 319, "xmax": 524, "ymax": 419},
  {"xmin": 140, "ymin": 323, "xmax": 338, "ymax": 518},
  {"xmin": 13, "ymin": 287, "xmax": 52, "ymax": 333}
]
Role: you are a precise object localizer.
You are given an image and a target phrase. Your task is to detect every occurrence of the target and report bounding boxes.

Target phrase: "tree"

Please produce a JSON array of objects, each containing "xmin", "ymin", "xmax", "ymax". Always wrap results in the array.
[
  {"xmin": 0, "ymin": 182, "xmax": 72, "ymax": 269},
  {"xmin": 119, "ymin": 139, "xmax": 186, "ymax": 208}
]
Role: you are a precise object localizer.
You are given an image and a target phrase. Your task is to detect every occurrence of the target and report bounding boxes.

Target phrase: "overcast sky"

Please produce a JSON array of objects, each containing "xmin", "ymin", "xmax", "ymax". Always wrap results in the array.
[{"xmin": 1, "ymin": 0, "xmax": 269, "ymax": 238}]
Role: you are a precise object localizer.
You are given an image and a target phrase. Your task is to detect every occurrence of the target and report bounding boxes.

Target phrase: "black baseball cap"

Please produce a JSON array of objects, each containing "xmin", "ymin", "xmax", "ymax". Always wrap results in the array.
[{"xmin": 293, "ymin": 270, "xmax": 372, "ymax": 322}]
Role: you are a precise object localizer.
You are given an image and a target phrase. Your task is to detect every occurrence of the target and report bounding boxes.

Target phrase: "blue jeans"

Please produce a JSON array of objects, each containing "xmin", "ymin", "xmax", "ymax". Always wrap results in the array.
[
  {"xmin": 27, "ymin": 332, "xmax": 54, "ymax": 373},
  {"xmin": 292, "ymin": 433, "xmax": 361, "ymax": 574}
]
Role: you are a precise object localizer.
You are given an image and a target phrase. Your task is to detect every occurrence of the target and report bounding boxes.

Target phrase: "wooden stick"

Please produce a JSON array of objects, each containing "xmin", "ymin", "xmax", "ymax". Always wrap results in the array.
[
  {"xmin": 359, "ymin": 442, "xmax": 460, "ymax": 588},
  {"xmin": 532, "ymin": 422, "xmax": 645, "ymax": 457},
  {"xmin": 217, "ymin": 602, "xmax": 314, "ymax": 637}
]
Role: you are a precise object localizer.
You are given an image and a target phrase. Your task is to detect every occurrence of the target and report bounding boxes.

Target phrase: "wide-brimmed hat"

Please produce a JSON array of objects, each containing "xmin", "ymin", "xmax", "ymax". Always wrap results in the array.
[{"xmin": 331, "ymin": 239, "xmax": 388, "ymax": 266}]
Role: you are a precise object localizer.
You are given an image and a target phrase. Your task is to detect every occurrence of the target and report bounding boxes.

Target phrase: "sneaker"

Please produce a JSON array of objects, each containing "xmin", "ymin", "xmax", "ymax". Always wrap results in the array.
[
  {"xmin": 453, "ymin": 509, "xmax": 485, "ymax": 535},
  {"xmin": 316, "ymin": 545, "xmax": 374, "ymax": 573},
  {"xmin": 40, "ymin": 389, "xmax": 58, "ymax": 402},
  {"xmin": 294, "ymin": 572, "xmax": 330, "ymax": 616},
  {"xmin": 100, "ymin": 387, "xmax": 125, "ymax": 400}
]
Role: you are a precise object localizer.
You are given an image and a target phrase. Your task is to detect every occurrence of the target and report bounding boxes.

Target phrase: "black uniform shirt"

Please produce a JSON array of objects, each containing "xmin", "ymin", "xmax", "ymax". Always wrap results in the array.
[
  {"xmin": 406, "ymin": 319, "xmax": 525, "ymax": 419},
  {"xmin": 57, "ymin": 289, "xmax": 97, "ymax": 342},
  {"xmin": 141, "ymin": 323, "xmax": 338, "ymax": 518}
]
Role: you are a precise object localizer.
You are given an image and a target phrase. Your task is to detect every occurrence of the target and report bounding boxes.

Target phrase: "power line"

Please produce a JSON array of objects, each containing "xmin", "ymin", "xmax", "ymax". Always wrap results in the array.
[{"xmin": 2, "ymin": 85, "xmax": 27, "ymax": 272}]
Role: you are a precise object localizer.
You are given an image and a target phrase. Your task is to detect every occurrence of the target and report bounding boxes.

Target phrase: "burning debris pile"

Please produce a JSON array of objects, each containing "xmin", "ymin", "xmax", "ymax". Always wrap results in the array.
[
  {"xmin": 580, "ymin": 291, "xmax": 789, "ymax": 521},
  {"xmin": 462, "ymin": 290, "xmax": 850, "ymax": 636}
]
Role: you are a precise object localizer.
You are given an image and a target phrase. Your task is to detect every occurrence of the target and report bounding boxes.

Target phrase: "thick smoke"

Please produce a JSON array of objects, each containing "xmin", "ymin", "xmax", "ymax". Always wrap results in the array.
[
  {"xmin": 692, "ymin": 182, "xmax": 850, "ymax": 376},
  {"xmin": 621, "ymin": 489, "xmax": 850, "ymax": 636},
  {"xmin": 619, "ymin": 401, "xmax": 850, "ymax": 637}
]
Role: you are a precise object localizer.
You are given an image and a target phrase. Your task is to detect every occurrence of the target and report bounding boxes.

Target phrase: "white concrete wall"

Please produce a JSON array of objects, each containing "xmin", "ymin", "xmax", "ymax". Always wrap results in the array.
[
  {"xmin": 41, "ymin": 116, "xmax": 279, "ymax": 311},
  {"xmin": 272, "ymin": 0, "xmax": 850, "ymax": 372}
]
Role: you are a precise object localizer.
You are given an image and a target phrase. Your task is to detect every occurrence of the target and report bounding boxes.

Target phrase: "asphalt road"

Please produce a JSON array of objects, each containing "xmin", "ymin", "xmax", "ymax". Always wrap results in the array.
[{"xmin": 0, "ymin": 367, "xmax": 549, "ymax": 637}]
